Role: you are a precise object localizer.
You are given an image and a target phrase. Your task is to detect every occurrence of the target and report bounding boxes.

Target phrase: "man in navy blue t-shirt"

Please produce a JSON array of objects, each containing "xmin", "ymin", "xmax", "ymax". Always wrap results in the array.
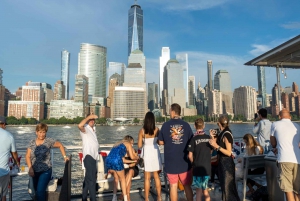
[{"xmin": 158, "ymin": 103, "xmax": 194, "ymax": 201}]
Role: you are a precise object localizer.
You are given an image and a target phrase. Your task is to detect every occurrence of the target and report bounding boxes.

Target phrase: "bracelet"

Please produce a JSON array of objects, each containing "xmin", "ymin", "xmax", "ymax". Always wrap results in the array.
[
  {"xmin": 216, "ymin": 146, "xmax": 221, "ymax": 151},
  {"xmin": 63, "ymin": 155, "xmax": 67, "ymax": 158}
]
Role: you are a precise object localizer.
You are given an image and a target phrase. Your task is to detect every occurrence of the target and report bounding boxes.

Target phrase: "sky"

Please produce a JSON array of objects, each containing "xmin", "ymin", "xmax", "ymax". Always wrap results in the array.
[{"xmin": 1, "ymin": 0, "xmax": 300, "ymax": 97}]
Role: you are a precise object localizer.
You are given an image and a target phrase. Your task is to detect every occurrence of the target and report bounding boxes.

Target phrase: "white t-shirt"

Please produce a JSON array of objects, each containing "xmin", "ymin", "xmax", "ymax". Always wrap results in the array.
[
  {"xmin": 80, "ymin": 124, "xmax": 99, "ymax": 160},
  {"xmin": 271, "ymin": 119, "xmax": 300, "ymax": 164},
  {"xmin": 244, "ymin": 146, "xmax": 261, "ymax": 157}
]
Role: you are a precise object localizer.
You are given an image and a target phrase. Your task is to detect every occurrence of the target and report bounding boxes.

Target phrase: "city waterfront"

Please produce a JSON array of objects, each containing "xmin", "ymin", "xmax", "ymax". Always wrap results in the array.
[{"xmin": 7, "ymin": 123, "xmax": 271, "ymax": 200}]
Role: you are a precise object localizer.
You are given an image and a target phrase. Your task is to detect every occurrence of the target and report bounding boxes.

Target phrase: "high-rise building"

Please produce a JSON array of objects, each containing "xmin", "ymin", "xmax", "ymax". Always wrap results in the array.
[
  {"xmin": 78, "ymin": 43, "xmax": 107, "ymax": 99},
  {"xmin": 176, "ymin": 53, "xmax": 188, "ymax": 106},
  {"xmin": 148, "ymin": 82, "xmax": 158, "ymax": 112},
  {"xmin": 214, "ymin": 70, "xmax": 232, "ymax": 92},
  {"xmin": 257, "ymin": 66, "xmax": 267, "ymax": 108},
  {"xmin": 41, "ymin": 83, "xmax": 54, "ymax": 104},
  {"xmin": 159, "ymin": 47, "xmax": 170, "ymax": 106},
  {"xmin": 127, "ymin": 49, "xmax": 146, "ymax": 82},
  {"xmin": 128, "ymin": 1, "xmax": 143, "ymax": 56},
  {"xmin": 281, "ymin": 92, "xmax": 290, "ymax": 111},
  {"xmin": 207, "ymin": 60, "xmax": 213, "ymax": 91},
  {"xmin": 107, "ymin": 78, "xmax": 118, "ymax": 108},
  {"xmin": 188, "ymin": 76, "xmax": 195, "ymax": 106},
  {"xmin": 196, "ymin": 82, "xmax": 205, "ymax": 101},
  {"xmin": 289, "ymin": 92, "xmax": 297, "ymax": 112},
  {"xmin": 162, "ymin": 59, "xmax": 185, "ymax": 115},
  {"xmin": 271, "ymin": 84, "xmax": 279, "ymax": 106},
  {"xmin": 208, "ymin": 89, "xmax": 222, "ymax": 117},
  {"xmin": 292, "ymin": 82, "xmax": 299, "ymax": 95},
  {"xmin": 61, "ymin": 50, "xmax": 70, "ymax": 99},
  {"xmin": 8, "ymin": 82, "xmax": 44, "ymax": 120},
  {"xmin": 112, "ymin": 86, "xmax": 145, "ymax": 119},
  {"xmin": 233, "ymin": 86, "xmax": 257, "ymax": 120},
  {"xmin": 107, "ymin": 62, "xmax": 125, "ymax": 94},
  {"xmin": 214, "ymin": 70, "xmax": 233, "ymax": 114},
  {"xmin": 54, "ymin": 80, "xmax": 65, "ymax": 100},
  {"xmin": 75, "ymin": 75, "xmax": 89, "ymax": 104},
  {"xmin": 0, "ymin": 69, "xmax": 2, "ymax": 85}
]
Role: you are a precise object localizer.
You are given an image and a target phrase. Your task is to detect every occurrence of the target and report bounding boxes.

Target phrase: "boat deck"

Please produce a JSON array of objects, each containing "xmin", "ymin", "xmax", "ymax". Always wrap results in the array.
[{"xmin": 69, "ymin": 180, "xmax": 251, "ymax": 201}]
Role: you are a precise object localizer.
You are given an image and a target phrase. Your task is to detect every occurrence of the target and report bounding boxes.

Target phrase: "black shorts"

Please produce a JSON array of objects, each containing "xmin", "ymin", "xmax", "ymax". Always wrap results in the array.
[{"xmin": 125, "ymin": 166, "xmax": 139, "ymax": 177}]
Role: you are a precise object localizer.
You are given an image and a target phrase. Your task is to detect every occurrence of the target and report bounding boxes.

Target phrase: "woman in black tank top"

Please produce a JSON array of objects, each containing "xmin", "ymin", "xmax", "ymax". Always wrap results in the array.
[{"xmin": 209, "ymin": 116, "xmax": 240, "ymax": 201}]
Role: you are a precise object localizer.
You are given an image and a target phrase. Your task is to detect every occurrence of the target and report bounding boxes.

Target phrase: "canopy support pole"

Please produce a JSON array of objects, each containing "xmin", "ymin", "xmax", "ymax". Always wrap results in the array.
[{"xmin": 276, "ymin": 66, "xmax": 282, "ymax": 111}]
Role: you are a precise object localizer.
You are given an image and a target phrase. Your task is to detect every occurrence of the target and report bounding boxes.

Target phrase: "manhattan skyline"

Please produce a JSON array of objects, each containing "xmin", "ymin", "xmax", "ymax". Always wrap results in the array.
[{"xmin": 1, "ymin": 1, "xmax": 300, "ymax": 96}]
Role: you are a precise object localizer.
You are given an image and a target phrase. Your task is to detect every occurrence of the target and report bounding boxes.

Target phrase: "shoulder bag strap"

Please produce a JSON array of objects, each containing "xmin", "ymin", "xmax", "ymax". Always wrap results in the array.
[{"xmin": 142, "ymin": 129, "xmax": 145, "ymax": 157}]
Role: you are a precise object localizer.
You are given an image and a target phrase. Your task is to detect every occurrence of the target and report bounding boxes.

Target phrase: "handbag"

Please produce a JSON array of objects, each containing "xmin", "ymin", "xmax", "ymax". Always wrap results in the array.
[{"xmin": 138, "ymin": 129, "xmax": 145, "ymax": 168}]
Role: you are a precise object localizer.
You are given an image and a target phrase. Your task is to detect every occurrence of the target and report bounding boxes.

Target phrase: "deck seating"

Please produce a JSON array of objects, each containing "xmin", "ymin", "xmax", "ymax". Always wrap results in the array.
[
  {"xmin": 47, "ymin": 155, "xmax": 72, "ymax": 201},
  {"xmin": 241, "ymin": 155, "xmax": 266, "ymax": 201}
]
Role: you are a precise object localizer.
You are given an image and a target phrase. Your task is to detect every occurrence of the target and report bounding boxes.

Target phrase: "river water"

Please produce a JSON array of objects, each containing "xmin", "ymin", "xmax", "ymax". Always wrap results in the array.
[{"xmin": 7, "ymin": 123, "xmax": 261, "ymax": 200}]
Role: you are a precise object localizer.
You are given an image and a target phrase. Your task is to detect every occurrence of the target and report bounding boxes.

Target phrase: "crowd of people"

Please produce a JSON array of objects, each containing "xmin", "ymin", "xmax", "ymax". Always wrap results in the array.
[{"xmin": 0, "ymin": 104, "xmax": 300, "ymax": 201}]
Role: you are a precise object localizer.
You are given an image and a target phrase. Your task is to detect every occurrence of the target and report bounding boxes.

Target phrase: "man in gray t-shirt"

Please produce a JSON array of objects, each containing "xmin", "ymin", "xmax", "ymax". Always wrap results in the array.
[
  {"xmin": 253, "ymin": 108, "xmax": 272, "ymax": 153},
  {"xmin": 0, "ymin": 116, "xmax": 19, "ymax": 201}
]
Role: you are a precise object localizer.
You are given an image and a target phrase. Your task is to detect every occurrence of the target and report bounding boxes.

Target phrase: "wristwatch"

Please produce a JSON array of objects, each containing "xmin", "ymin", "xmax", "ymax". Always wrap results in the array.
[{"xmin": 217, "ymin": 146, "xmax": 221, "ymax": 151}]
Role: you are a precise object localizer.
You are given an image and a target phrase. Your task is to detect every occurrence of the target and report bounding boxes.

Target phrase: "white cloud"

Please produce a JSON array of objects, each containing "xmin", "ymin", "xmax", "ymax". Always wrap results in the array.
[
  {"xmin": 249, "ymin": 44, "xmax": 271, "ymax": 56},
  {"xmin": 280, "ymin": 22, "xmax": 300, "ymax": 30}
]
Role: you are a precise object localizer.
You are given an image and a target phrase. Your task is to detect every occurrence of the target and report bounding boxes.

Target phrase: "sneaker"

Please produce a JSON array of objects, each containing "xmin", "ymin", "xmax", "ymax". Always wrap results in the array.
[{"xmin": 112, "ymin": 195, "xmax": 117, "ymax": 201}]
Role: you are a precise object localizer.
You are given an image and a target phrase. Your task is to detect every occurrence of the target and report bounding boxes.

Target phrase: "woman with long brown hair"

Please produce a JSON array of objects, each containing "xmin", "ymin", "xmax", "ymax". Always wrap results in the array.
[
  {"xmin": 209, "ymin": 116, "xmax": 240, "ymax": 201},
  {"xmin": 138, "ymin": 112, "xmax": 162, "ymax": 201},
  {"xmin": 241, "ymin": 134, "xmax": 264, "ymax": 196}
]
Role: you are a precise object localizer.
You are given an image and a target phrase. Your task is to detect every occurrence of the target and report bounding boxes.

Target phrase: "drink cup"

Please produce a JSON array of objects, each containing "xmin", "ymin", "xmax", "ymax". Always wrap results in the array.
[{"xmin": 21, "ymin": 165, "xmax": 25, "ymax": 172}]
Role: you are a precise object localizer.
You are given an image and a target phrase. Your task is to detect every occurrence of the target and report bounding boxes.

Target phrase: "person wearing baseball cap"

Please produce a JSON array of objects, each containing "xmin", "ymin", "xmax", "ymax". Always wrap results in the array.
[{"xmin": 0, "ymin": 116, "xmax": 19, "ymax": 201}]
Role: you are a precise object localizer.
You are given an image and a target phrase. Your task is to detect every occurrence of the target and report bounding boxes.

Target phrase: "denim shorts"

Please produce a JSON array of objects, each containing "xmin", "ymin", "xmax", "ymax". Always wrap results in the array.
[{"xmin": 192, "ymin": 175, "xmax": 210, "ymax": 190}]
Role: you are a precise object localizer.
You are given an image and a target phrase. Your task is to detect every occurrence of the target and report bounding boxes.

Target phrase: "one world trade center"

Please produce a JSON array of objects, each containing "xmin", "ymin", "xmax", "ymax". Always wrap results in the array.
[{"xmin": 128, "ymin": 1, "xmax": 143, "ymax": 56}]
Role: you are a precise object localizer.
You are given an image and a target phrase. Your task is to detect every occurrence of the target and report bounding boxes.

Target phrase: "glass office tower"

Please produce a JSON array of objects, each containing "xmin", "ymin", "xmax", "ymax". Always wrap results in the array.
[
  {"xmin": 257, "ymin": 66, "xmax": 267, "ymax": 108},
  {"xmin": 78, "ymin": 43, "xmax": 107, "ymax": 99},
  {"xmin": 128, "ymin": 1, "xmax": 143, "ymax": 56},
  {"xmin": 61, "ymin": 50, "xmax": 70, "ymax": 99}
]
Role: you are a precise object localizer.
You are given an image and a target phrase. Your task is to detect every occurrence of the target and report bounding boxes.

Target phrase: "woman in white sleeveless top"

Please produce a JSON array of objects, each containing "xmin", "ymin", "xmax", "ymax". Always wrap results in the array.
[{"xmin": 138, "ymin": 112, "xmax": 162, "ymax": 201}]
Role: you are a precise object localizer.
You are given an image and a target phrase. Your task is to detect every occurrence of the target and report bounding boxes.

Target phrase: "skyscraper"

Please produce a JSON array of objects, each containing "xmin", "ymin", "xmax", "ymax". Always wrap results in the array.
[
  {"xmin": 233, "ymin": 86, "xmax": 257, "ymax": 120},
  {"xmin": 162, "ymin": 59, "xmax": 185, "ymax": 115},
  {"xmin": 214, "ymin": 70, "xmax": 233, "ymax": 114},
  {"xmin": 61, "ymin": 50, "xmax": 70, "ymax": 99},
  {"xmin": 107, "ymin": 62, "xmax": 125, "ymax": 95},
  {"xmin": 125, "ymin": 50, "xmax": 146, "ymax": 85},
  {"xmin": 0, "ymin": 68, "xmax": 3, "ymax": 85},
  {"xmin": 292, "ymin": 82, "xmax": 299, "ymax": 95},
  {"xmin": 159, "ymin": 47, "xmax": 170, "ymax": 107},
  {"xmin": 207, "ymin": 60, "xmax": 213, "ymax": 91},
  {"xmin": 128, "ymin": 1, "xmax": 143, "ymax": 56},
  {"xmin": 257, "ymin": 66, "xmax": 267, "ymax": 108},
  {"xmin": 188, "ymin": 76, "xmax": 195, "ymax": 106},
  {"xmin": 148, "ymin": 82, "xmax": 157, "ymax": 112},
  {"xmin": 54, "ymin": 80, "xmax": 65, "ymax": 100},
  {"xmin": 176, "ymin": 53, "xmax": 188, "ymax": 106},
  {"xmin": 214, "ymin": 70, "xmax": 232, "ymax": 92},
  {"xmin": 78, "ymin": 43, "xmax": 107, "ymax": 99}
]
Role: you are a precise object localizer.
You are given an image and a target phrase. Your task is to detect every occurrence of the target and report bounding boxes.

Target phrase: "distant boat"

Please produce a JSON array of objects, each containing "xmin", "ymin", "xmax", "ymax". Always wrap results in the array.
[{"xmin": 63, "ymin": 125, "xmax": 71, "ymax": 129}]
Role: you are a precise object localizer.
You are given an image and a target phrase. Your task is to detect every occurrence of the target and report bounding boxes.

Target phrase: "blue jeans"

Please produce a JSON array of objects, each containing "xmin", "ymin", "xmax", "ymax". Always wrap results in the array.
[
  {"xmin": 82, "ymin": 155, "xmax": 97, "ymax": 201},
  {"xmin": 33, "ymin": 168, "xmax": 52, "ymax": 201}
]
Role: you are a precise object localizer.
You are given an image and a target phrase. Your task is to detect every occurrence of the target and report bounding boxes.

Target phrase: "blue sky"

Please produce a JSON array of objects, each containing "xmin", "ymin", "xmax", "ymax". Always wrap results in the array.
[{"xmin": 1, "ymin": 0, "xmax": 300, "ymax": 97}]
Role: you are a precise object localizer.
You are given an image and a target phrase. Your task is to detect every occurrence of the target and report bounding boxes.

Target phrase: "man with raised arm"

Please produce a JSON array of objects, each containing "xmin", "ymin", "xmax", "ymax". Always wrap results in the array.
[
  {"xmin": 0, "ymin": 116, "xmax": 19, "ymax": 201},
  {"xmin": 158, "ymin": 103, "xmax": 194, "ymax": 201},
  {"xmin": 270, "ymin": 109, "xmax": 300, "ymax": 201},
  {"xmin": 78, "ymin": 113, "xmax": 99, "ymax": 201}
]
